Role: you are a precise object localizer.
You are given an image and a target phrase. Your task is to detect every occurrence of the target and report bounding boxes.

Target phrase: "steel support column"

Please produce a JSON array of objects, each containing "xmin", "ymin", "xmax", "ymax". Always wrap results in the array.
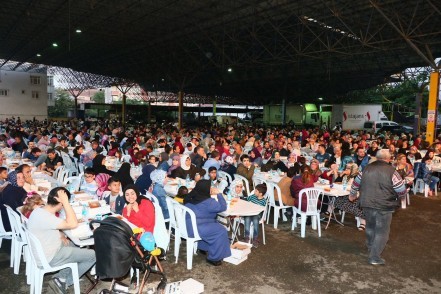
[
  {"xmin": 178, "ymin": 91, "xmax": 184, "ymax": 129},
  {"xmin": 426, "ymin": 72, "xmax": 440, "ymax": 144}
]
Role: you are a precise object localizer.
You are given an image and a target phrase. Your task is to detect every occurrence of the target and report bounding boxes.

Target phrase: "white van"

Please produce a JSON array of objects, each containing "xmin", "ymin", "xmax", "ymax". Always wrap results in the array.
[{"xmin": 364, "ymin": 120, "xmax": 398, "ymax": 133}]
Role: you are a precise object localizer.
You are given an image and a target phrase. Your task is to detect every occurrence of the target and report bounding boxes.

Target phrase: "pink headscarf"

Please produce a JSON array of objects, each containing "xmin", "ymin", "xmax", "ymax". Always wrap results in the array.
[{"xmin": 95, "ymin": 173, "xmax": 110, "ymax": 199}]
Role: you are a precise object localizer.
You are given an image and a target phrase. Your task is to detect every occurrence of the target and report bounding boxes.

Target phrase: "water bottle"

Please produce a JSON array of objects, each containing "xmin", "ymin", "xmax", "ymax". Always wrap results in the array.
[
  {"xmin": 185, "ymin": 174, "xmax": 191, "ymax": 188},
  {"xmin": 82, "ymin": 204, "xmax": 89, "ymax": 221},
  {"xmin": 342, "ymin": 176, "xmax": 348, "ymax": 191},
  {"xmin": 227, "ymin": 189, "xmax": 232, "ymax": 201}
]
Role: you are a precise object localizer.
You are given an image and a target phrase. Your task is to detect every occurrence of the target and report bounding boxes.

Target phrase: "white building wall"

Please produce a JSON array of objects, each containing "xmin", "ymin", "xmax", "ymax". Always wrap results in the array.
[{"xmin": 0, "ymin": 70, "xmax": 48, "ymax": 120}]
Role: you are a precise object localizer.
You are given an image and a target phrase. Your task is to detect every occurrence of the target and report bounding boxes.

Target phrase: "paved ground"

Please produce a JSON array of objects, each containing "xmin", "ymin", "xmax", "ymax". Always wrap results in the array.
[{"xmin": 1, "ymin": 193, "xmax": 441, "ymax": 294}]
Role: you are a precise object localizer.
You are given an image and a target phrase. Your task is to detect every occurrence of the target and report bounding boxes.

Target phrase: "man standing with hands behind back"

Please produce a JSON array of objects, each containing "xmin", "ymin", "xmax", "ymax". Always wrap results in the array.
[
  {"xmin": 28, "ymin": 187, "xmax": 96, "ymax": 293},
  {"xmin": 349, "ymin": 149, "xmax": 406, "ymax": 265}
]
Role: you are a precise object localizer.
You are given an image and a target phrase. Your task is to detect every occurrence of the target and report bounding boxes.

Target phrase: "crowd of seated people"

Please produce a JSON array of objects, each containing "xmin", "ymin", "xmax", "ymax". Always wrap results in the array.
[{"xmin": 0, "ymin": 115, "xmax": 439, "ymax": 276}]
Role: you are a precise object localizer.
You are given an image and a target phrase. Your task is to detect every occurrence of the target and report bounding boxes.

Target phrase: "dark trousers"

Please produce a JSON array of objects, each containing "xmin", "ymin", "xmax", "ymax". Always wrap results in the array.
[{"xmin": 363, "ymin": 207, "xmax": 393, "ymax": 262}]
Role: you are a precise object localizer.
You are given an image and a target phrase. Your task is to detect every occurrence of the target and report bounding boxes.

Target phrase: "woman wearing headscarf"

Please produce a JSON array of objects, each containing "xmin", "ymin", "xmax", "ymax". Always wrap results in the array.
[
  {"xmin": 115, "ymin": 162, "xmax": 134, "ymax": 190},
  {"xmin": 157, "ymin": 152, "xmax": 170, "ymax": 172},
  {"xmin": 135, "ymin": 164, "xmax": 156, "ymax": 194},
  {"xmin": 173, "ymin": 154, "xmax": 205, "ymax": 180},
  {"xmin": 184, "ymin": 180, "xmax": 231, "ymax": 266},
  {"xmin": 229, "ymin": 179, "xmax": 246, "ymax": 198},
  {"xmin": 0, "ymin": 171, "xmax": 27, "ymax": 231},
  {"xmin": 92, "ymin": 154, "xmax": 115, "ymax": 176},
  {"xmin": 95, "ymin": 173, "xmax": 111, "ymax": 199},
  {"xmin": 150, "ymin": 169, "xmax": 169, "ymax": 219},
  {"xmin": 167, "ymin": 155, "xmax": 180, "ymax": 177},
  {"xmin": 249, "ymin": 148, "xmax": 263, "ymax": 167}
]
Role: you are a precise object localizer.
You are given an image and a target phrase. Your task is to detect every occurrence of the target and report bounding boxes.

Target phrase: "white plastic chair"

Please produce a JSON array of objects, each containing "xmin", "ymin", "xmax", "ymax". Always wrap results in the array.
[
  {"xmin": 165, "ymin": 197, "xmax": 179, "ymax": 252},
  {"xmin": 25, "ymin": 229, "xmax": 81, "ymax": 294},
  {"xmin": 218, "ymin": 171, "xmax": 232, "ymax": 185},
  {"xmin": 122, "ymin": 154, "xmax": 132, "ymax": 163},
  {"xmin": 233, "ymin": 174, "xmax": 251, "ymax": 196},
  {"xmin": 4, "ymin": 205, "xmax": 27, "ymax": 275},
  {"xmin": 266, "ymin": 182, "xmax": 292, "ymax": 229},
  {"xmin": 144, "ymin": 192, "xmax": 170, "ymax": 252},
  {"xmin": 57, "ymin": 169, "xmax": 70, "ymax": 184},
  {"xmin": 291, "ymin": 188, "xmax": 324, "ymax": 238},
  {"xmin": 0, "ymin": 208, "xmax": 13, "ymax": 248},
  {"xmin": 53, "ymin": 166, "xmax": 65, "ymax": 181},
  {"xmin": 172, "ymin": 202, "xmax": 201, "ymax": 270},
  {"xmin": 63, "ymin": 176, "xmax": 82, "ymax": 192}
]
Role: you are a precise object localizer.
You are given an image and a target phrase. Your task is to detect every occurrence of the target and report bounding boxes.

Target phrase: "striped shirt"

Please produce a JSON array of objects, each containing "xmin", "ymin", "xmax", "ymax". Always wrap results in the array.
[{"xmin": 246, "ymin": 194, "xmax": 267, "ymax": 207}]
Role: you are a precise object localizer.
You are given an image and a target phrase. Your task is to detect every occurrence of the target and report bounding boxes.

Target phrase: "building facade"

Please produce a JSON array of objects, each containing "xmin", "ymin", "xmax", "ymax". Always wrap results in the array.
[{"xmin": 0, "ymin": 69, "xmax": 48, "ymax": 120}]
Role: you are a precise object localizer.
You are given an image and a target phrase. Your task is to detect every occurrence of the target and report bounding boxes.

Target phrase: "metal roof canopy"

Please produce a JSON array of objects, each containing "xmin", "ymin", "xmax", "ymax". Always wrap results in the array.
[{"xmin": 1, "ymin": 0, "xmax": 440, "ymax": 105}]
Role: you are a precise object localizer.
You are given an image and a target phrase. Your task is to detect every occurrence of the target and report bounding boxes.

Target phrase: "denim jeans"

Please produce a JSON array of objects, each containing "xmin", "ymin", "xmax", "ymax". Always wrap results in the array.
[
  {"xmin": 428, "ymin": 175, "xmax": 439, "ymax": 191},
  {"xmin": 152, "ymin": 185, "xmax": 169, "ymax": 220},
  {"xmin": 244, "ymin": 215, "xmax": 260, "ymax": 239},
  {"xmin": 49, "ymin": 241, "xmax": 96, "ymax": 286},
  {"xmin": 363, "ymin": 207, "xmax": 393, "ymax": 262}
]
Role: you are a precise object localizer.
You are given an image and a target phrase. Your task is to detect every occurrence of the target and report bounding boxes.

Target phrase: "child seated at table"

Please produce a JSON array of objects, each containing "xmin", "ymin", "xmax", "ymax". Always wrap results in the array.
[
  {"xmin": 102, "ymin": 176, "xmax": 125, "ymax": 214},
  {"xmin": 175, "ymin": 185, "xmax": 188, "ymax": 203},
  {"xmin": 243, "ymin": 184, "xmax": 267, "ymax": 248},
  {"xmin": 21, "ymin": 193, "xmax": 45, "ymax": 218},
  {"xmin": 0, "ymin": 167, "xmax": 8, "ymax": 185},
  {"xmin": 80, "ymin": 168, "xmax": 98, "ymax": 196}
]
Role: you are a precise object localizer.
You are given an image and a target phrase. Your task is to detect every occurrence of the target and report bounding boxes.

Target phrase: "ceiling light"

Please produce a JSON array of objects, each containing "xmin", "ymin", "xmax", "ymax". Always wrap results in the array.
[
  {"xmin": 76, "ymin": 29, "xmax": 82, "ymax": 33},
  {"xmin": 318, "ymin": 97, "xmax": 323, "ymax": 101},
  {"xmin": 227, "ymin": 68, "xmax": 232, "ymax": 72},
  {"xmin": 52, "ymin": 43, "xmax": 58, "ymax": 47},
  {"xmin": 161, "ymin": 78, "xmax": 165, "ymax": 82},
  {"xmin": 36, "ymin": 54, "xmax": 41, "ymax": 57}
]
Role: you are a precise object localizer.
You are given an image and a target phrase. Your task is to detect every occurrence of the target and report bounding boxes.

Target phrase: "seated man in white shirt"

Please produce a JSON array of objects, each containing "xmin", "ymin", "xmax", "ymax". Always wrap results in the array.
[{"xmin": 27, "ymin": 187, "xmax": 96, "ymax": 293}]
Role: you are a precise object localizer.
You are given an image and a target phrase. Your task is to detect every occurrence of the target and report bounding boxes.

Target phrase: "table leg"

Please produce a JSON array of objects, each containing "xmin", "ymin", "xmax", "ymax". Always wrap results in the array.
[{"xmin": 325, "ymin": 197, "xmax": 345, "ymax": 229}]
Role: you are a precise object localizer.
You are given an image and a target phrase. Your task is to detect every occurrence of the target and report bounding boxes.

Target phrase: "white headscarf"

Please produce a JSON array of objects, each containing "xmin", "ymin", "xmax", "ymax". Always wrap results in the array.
[
  {"xmin": 180, "ymin": 154, "xmax": 191, "ymax": 171},
  {"xmin": 150, "ymin": 169, "xmax": 167, "ymax": 185}
]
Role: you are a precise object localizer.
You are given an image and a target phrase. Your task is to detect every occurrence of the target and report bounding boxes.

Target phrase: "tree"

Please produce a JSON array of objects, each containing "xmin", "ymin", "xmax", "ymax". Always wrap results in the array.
[
  {"xmin": 92, "ymin": 91, "xmax": 105, "ymax": 103},
  {"xmin": 48, "ymin": 88, "xmax": 74, "ymax": 118}
]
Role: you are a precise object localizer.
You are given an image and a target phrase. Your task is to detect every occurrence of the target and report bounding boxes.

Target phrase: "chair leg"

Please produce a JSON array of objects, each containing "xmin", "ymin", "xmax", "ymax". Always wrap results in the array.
[
  {"xmin": 261, "ymin": 222, "xmax": 266, "ymax": 245},
  {"xmin": 186, "ymin": 241, "xmax": 194, "ymax": 270},
  {"xmin": 311, "ymin": 216, "xmax": 317, "ymax": 230},
  {"xmin": 340, "ymin": 211, "xmax": 346, "ymax": 223},
  {"xmin": 273, "ymin": 208, "xmax": 279, "ymax": 229},
  {"xmin": 174, "ymin": 236, "xmax": 181, "ymax": 264},
  {"xmin": 424, "ymin": 184, "xmax": 429, "ymax": 197},
  {"xmin": 407, "ymin": 193, "xmax": 410, "ymax": 205},
  {"xmin": 300, "ymin": 215, "xmax": 307, "ymax": 238},
  {"xmin": 317, "ymin": 214, "xmax": 321, "ymax": 237},
  {"xmin": 281, "ymin": 209, "xmax": 287, "ymax": 221},
  {"xmin": 70, "ymin": 265, "xmax": 81, "ymax": 294}
]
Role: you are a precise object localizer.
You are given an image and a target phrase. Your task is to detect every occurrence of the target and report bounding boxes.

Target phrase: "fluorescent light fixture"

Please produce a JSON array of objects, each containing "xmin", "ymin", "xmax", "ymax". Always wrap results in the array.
[
  {"xmin": 36, "ymin": 54, "xmax": 41, "ymax": 57},
  {"xmin": 52, "ymin": 43, "xmax": 58, "ymax": 47},
  {"xmin": 318, "ymin": 97, "xmax": 323, "ymax": 101},
  {"xmin": 227, "ymin": 68, "xmax": 232, "ymax": 72},
  {"xmin": 76, "ymin": 29, "xmax": 82, "ymax": 33}
]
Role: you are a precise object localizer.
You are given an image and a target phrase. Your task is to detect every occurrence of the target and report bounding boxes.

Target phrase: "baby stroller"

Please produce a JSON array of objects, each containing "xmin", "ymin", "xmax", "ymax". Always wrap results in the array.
[{"xmin": 86, "ymin": 217, "xmax": 167, "ymax": 294}]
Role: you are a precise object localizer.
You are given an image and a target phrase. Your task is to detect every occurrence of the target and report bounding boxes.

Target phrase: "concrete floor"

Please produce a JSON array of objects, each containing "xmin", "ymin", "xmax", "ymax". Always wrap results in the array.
[{"xmin": 1, "ymin": 193, "xmax": 441, "ymax": 294}]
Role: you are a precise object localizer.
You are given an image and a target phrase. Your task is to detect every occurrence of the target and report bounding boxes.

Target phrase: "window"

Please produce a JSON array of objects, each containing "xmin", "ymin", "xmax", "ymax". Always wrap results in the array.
[
  {"xmin": 47, "ymin": 76, "xmax": 54, "ymax": 86},
  {"xmin": 47, "ymin": 93, "xmax": 53, "ymax": 100},
  {"xmin": 0, "ymin": 89, "xmax": 9, "ymax": 96},
  {"xmin": 32, "ymin": 91, "xmax": 40, "ymax": 99},
  {"xmin": 30, "ymin": 75, "xmax": 41, "ymax": 85}
]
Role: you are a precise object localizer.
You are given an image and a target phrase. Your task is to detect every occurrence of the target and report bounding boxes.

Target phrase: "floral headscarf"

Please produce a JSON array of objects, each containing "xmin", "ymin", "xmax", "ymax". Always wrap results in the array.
[
  {"xmin": 150, "ymin": 169, "xmax": 167, "ymax": 185},
  {"xmin": 224, "ymin": 156, "xmax": 234, "ymax": 165},
  {"xmin": 7, "ymin": 171, "xmax": 19, "ymax": 187},
  {"xmin": 229, "ymin": 179, "xmax": 244, "ymax": 198}
]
